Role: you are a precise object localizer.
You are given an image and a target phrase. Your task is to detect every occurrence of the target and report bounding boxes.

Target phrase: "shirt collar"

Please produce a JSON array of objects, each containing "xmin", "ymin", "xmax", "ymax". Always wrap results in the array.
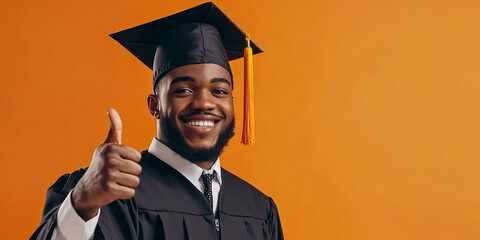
[{"xmin": 147, "ymin": 138, "xmax": 222, "ymax": 186}]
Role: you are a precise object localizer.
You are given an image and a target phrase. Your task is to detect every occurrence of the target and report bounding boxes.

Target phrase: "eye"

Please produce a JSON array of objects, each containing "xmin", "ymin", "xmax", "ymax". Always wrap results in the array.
[
  {"xmin": 173, "ymin": 88, "xmax": 193, "ymax": 96},
  {"xmin": 212, "ymin": 89, "xmax": 229, "ymax": 95}
]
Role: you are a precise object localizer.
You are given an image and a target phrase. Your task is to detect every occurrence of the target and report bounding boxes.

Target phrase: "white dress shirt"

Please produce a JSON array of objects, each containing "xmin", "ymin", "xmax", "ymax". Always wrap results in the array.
[
  {"xmin": 51, "ymin": 138, "xmax": 222, "ymax": 240},
  {"xmin": 147, "ymin": 138, "xmax": 222, "ymax": 212}
]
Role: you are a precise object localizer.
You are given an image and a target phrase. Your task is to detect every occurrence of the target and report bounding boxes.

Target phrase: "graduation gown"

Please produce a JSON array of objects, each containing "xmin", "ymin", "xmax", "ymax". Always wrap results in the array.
[{"xmin": 30, "ymin": 152, "xmax": 284, "ymax": 239}]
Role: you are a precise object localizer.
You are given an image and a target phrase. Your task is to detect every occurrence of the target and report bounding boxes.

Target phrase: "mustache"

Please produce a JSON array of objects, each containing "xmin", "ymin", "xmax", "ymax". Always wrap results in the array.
[{"xmin": 180, "ymin": 111, "xmax": 225, "ymax": 119}]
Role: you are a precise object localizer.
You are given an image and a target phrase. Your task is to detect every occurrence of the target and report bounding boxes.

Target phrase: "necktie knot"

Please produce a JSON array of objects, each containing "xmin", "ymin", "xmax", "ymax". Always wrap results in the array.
[{"xmin": 202, "ymin": 173, "xmax": 216, "ymax": 182}]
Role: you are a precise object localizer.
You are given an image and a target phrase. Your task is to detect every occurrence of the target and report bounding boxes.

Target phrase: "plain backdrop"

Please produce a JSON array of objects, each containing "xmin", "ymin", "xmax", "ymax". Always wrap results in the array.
[{"xmin": 2, "ymin": 0, "xmax": 480, "ymax": 239}]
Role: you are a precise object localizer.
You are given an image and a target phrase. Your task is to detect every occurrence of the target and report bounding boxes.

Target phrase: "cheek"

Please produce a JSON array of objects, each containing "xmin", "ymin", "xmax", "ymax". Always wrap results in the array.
[
  {"xmin": 163, "ymin": 97, "xmax": 188, "ymax": 119},
  {"xmin": 222, "ymin": 99, "xmax": 234, "ymax": 119}
]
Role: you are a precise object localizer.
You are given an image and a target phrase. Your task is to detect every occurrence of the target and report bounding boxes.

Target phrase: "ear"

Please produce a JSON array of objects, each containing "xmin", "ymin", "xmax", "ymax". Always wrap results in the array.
[{"xmin": 147, "ymin": 94, "xmax": 160, "ymax": 118}]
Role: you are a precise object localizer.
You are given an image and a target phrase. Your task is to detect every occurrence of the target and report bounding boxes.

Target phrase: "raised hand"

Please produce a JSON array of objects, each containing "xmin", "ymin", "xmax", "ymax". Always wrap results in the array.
[{"xmin": 72, "ymin": 108, "xmax": 142, "ymax": 221}]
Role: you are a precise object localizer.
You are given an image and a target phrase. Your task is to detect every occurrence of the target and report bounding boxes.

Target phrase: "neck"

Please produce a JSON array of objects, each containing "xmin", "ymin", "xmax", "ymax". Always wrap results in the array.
[{"xmin": 196, "ymin": 160, "xmax": 215, "ymax": 170}]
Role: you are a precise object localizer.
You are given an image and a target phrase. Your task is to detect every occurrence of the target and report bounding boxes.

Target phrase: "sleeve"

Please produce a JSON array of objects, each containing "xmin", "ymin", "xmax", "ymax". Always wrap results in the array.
[
  {"xmin": 268, "ymin": 198, "xmax": 284, "ymax": 240},
  {"xmin": 30, "ymin": 170, "xmax": 87, "ymax": 240},
  {"xmin": 50, "ymin": 190, "xmax": 100, "ymax": 240},
  {"xmin": 31, "ymin": 169, "xmax": 141, "ymax": 240}
]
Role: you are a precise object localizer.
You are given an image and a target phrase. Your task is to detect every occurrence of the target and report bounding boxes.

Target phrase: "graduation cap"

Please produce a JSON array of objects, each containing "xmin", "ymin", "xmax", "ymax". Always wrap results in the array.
[{"xmin": 110, "ymin": 2, "xmax": 261, "ymax": 146}]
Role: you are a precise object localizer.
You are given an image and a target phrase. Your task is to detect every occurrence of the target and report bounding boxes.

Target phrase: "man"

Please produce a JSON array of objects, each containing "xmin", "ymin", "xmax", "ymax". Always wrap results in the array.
[{"xmin": 30, "ymin": 2, "xmax": 283, "ymax": 240}]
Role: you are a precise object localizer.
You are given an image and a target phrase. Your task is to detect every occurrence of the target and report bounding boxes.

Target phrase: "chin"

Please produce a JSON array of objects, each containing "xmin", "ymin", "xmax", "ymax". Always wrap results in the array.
[
  {"xmin": 160, "ymin": 117, "xmax": 235, "ymax": 163},
  {"xmin": 185, "ymin": 138, "xmax": 219, "ymax": 149}
]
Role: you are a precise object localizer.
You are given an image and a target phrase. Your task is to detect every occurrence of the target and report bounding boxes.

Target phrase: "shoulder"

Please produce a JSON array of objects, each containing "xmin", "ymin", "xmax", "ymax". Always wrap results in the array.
[
  {"xmin": 220, "ymin": 168, "xmax": 276, "ymax": 219},
  {"xmin": 221, "ymin": 168, "xmax": 269, "ymax": 198}
]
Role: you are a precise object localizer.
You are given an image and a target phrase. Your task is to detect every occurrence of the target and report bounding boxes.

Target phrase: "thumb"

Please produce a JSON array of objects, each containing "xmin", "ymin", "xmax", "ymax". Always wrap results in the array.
[{"xmin": 105, "ymin": 108, "xmax": 122, "ymax": 144}]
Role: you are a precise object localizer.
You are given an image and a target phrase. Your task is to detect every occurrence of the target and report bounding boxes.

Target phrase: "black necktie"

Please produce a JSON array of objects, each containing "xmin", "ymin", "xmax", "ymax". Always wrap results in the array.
[{"xmin": 201, "ymin": 172, "xmax": 216, "ymax": 210}]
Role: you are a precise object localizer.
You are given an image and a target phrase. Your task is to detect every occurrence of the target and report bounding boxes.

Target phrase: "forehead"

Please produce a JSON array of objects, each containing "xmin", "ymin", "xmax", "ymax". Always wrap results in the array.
[{"xmin": 163, "ymin": 63, "xmax": 232, "ymax": 84}]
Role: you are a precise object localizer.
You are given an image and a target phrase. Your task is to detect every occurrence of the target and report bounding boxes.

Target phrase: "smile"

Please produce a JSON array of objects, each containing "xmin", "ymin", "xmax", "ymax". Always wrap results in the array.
[{"xmin": 185, "ymin": 120, "xmax": 215, "ymax": 127}]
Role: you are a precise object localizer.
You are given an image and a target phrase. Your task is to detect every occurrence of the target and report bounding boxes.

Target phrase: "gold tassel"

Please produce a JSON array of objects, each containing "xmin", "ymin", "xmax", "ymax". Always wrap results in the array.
[{"xmin": 241, "ymin": 33, "xmax": 255, "ymax": 146}]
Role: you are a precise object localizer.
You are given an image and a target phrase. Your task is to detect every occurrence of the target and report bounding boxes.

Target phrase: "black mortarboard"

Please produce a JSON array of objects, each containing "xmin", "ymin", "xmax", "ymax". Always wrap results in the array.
[
  {"xmin": 109, "ymin": 2, "xmax": 262, "ymax": 88},
  {"xmin": 110, "ymin": 2, "xmax": 260, "ymax": 146}
]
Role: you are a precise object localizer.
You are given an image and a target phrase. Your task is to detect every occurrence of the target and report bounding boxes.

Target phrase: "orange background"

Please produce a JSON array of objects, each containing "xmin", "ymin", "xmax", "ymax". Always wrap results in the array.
[{"xmin": 2, "ymin": 0, "xmax": 480, "ymax": 239}]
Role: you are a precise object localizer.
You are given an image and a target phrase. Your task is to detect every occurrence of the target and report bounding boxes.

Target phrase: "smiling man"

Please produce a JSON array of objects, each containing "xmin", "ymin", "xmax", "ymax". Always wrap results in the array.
[
  {"xmin": 31, "ymin": 2, "xmax": 283, "ymax": 240},
  {"xmin": 152, "ymin": 64, "xmax": 235, "ymax": 167}
]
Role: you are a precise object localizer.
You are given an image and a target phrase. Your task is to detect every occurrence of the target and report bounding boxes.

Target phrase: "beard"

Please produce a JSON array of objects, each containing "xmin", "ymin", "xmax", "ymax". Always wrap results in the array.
[{"xmin": 159, "ymin": 116, "xmax": 235, "ymax": 164}]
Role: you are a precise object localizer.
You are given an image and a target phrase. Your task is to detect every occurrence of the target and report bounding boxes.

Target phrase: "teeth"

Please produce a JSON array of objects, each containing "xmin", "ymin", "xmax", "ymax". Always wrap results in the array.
[{"xmin": 186, "ymin": 120, "xmax": 215, "ymax": 127}]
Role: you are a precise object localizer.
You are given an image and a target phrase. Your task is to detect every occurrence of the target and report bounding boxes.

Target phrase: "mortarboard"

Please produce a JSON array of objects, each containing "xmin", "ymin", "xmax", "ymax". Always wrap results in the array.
[{"xmin": 110, "ymin": 2, "xmax": 261, "ymax": 146}]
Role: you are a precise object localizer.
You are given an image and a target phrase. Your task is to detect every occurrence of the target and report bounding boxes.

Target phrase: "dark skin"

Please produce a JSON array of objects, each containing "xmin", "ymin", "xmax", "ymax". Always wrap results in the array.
[
  {"xmin": 72, "ymin": 63, "xmax": 234, "ymax": 221},
  {"xmin": 148, "ymin": 63, "xmax": 234, "ymax": 168}
]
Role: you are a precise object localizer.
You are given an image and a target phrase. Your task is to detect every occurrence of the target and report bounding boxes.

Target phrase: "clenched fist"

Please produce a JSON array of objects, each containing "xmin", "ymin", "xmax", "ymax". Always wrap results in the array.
[{"xmin": 72, "ymin": 108, "xmax": 142, "ymax": 221}]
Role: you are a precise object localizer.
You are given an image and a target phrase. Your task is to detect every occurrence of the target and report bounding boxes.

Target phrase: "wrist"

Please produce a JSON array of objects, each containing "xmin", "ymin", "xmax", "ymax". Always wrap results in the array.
[{"xmin": 71, "ymin": 188, "xmax": 100, "ymax": 221}]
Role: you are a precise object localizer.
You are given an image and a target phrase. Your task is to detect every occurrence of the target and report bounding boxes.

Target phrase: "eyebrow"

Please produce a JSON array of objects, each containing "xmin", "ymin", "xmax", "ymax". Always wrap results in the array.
[
  {"xmin": 170, "ymin": 76, "xmax": 232, "ymax": 86},
  {"xmin": 210, "ymin": 78, "xmax": 231, "ymax": 86},
  {"xmin": 170, "ymin": 76, "xmax": 194, "ymax": 85}
]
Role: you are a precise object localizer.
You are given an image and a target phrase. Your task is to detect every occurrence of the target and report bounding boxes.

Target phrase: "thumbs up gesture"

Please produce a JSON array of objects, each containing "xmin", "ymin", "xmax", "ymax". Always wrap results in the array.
[{"xmin": 72, "ymin": 108, "xmax": 142, "ymax": 221}]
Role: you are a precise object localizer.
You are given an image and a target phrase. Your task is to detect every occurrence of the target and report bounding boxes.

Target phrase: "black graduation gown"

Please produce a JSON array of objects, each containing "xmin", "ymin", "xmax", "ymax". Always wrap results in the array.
[{"xmin": 30, "ymin": 152, "xmax": 284, "ymax": 239}]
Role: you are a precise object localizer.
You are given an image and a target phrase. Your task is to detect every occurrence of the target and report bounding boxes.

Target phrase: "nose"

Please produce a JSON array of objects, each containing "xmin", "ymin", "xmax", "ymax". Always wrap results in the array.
[{"xmin": 190, "ymin": 89, "xmax": 215, "ymax": 111}]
